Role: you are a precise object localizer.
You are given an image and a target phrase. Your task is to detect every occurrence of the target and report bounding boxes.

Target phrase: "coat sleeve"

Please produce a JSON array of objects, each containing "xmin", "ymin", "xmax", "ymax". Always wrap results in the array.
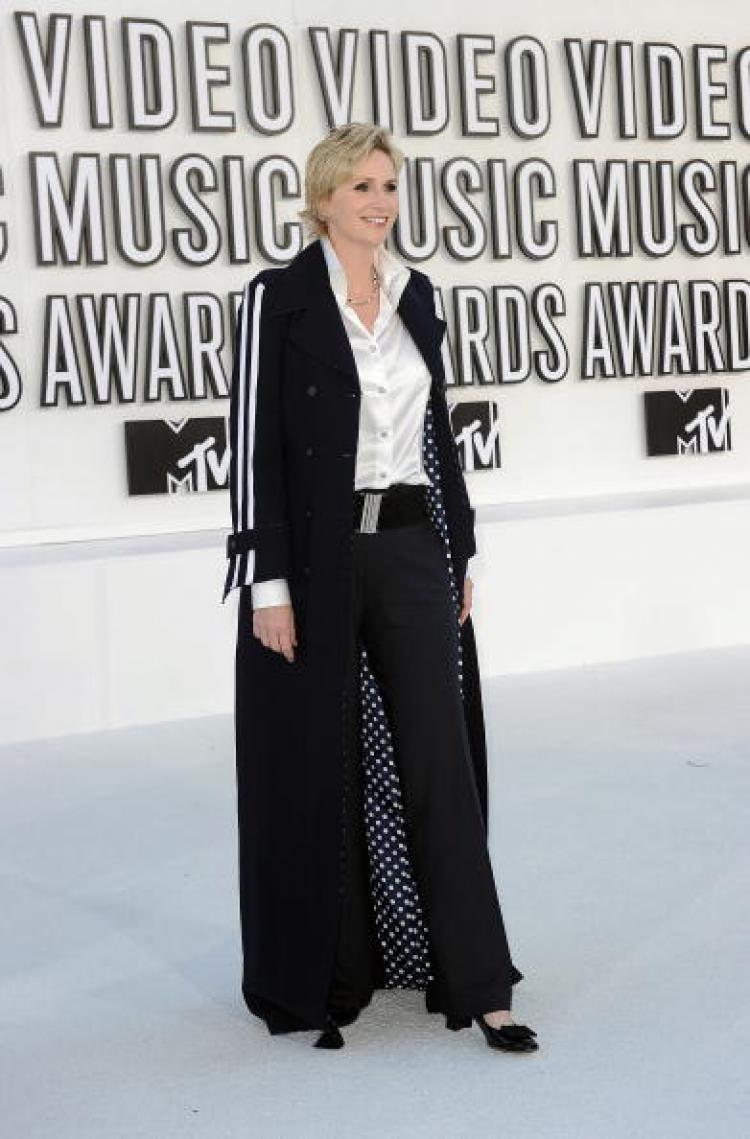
[{"xmin": 222, "ymin": 270, "xmax": 291, "ymax": 603}]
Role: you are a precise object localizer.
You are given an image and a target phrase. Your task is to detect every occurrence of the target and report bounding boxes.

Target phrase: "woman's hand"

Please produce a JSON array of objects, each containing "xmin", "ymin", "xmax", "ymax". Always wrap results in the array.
[
  {"xmin": 252, "ymin": 604, "xmax": 298, "ymax": 662},
  {"xmin": 459, "ymin": 575, "xmax": 473, "ymax": 626}
]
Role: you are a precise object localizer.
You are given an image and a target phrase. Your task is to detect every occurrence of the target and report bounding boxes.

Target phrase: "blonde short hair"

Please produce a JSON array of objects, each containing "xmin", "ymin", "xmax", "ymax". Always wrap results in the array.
[{"xmin": 299, "ymin": 123, "xmax": 405, "ymax": 240}]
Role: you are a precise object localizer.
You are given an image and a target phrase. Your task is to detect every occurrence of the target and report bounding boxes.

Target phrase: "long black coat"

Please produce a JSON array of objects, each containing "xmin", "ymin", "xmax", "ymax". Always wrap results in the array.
[{"xmin": 222, "ymin": 236, "xmax": 521, "ymax": 1034}]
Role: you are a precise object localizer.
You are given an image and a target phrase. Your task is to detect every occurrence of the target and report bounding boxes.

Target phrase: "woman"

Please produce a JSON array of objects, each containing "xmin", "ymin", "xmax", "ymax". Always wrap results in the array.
[{"xmin": 223, "ymin": 123, "xmax": 537, "ymax": 1053}]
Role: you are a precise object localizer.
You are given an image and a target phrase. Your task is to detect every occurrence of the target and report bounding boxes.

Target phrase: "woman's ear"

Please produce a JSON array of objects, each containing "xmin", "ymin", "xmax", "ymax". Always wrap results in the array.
[{"xmin": 317, "ymin": 192, "xmax": 331, "ymax": 223}]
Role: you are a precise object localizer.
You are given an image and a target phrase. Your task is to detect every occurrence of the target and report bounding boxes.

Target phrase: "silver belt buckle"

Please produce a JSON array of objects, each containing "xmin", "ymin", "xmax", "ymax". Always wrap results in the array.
[{"xmin": 358, "ymin": 491, "xmax": 383, "ymax": 533}]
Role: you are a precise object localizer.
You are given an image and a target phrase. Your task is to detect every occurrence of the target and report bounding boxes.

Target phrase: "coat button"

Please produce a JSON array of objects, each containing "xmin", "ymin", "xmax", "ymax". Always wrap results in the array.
[
  {"xmin": 305, "ymin": 508, "xmax": 312, "ymax": 518},
  {"xmin": 306, "ymin": 384, "xmax": 317, "ymax": 396},
  {"xmin": 303, "ymin": 565, "xmax": 311, "ymax": 576},
  {"xmin": 305, "ymin": 445, "xmax": 314, "ymax": 457}
]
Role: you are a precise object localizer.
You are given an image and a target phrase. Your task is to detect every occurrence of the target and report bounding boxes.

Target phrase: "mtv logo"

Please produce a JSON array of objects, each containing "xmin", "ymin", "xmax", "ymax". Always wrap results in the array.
[
  {"xmin": 124, "ymin": 417, "xmax": 230, "ymax": 495},
  {"xmin": 447, "ymin": 398, "xmax": 501, "ymax": 472},
  {"xmin": 644, "ymin": 389, "xmax": 731, "ymax": 457}
]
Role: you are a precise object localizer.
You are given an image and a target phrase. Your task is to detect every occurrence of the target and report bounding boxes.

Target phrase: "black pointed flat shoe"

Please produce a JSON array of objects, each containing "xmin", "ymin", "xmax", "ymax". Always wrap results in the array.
[
  {"xmin": 313, "ymin": 1015, "xmax": 345, "ymax": 1049},
  {"xmin": 474, "ymin": 1015, "xmax": 539, "ymax": 1052},
  {"xmin": 446, "ymin": 1013, "xmax": 537, "ymax": 1038}
]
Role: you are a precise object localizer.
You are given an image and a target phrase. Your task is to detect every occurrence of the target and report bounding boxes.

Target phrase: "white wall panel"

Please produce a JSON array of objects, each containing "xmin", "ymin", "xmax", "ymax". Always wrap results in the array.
[{"xmin": 2, "ymin": 0, "xmax": 750, "ymax": 743}]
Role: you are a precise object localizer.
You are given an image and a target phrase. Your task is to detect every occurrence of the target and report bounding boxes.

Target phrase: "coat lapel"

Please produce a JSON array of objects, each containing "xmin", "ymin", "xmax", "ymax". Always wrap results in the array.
[{"xmin": 265, "ymin": 237, "xmax": 447, "ymax": 389}]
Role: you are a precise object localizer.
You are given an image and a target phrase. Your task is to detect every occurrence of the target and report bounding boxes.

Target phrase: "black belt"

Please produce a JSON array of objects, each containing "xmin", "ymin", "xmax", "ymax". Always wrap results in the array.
[{"xmin": 353, "ymin": 483, "xmax": 428, "ymax": 532}]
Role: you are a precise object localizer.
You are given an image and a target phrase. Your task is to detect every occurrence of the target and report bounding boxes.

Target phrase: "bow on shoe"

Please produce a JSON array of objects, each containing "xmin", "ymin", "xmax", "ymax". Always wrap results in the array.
[
  {"xmin": 474, "ymin": 1016, "xmax": 539, "ymax": 1052},
  {"xmin": 494, "ymin": 1023, "xmax": 537, "ymax": 1041}
]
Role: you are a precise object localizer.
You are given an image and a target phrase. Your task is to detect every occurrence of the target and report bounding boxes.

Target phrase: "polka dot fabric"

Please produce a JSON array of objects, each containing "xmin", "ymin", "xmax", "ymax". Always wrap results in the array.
[{"xmin": 355, "ymin": 393, "xmax": 464, "ymax": 990}]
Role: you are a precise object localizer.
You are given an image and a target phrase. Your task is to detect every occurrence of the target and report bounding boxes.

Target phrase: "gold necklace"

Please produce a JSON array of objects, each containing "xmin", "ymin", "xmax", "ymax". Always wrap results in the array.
[{"xmin": 346, "ymin": 266, "xmax": 380, "ymax": 307}]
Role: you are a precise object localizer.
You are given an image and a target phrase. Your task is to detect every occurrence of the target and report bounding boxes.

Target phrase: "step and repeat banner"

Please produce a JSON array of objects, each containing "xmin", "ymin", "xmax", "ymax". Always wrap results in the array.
[{"xmin": 2, "ymin": 2, "xmax": 750, "ymax": 541}]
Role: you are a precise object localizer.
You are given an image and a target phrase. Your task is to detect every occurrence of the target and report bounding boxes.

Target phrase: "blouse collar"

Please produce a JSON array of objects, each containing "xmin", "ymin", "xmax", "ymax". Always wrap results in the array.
[{"xmin": 320, "ymin": 232, "xmax": 411, "ymax": 311}]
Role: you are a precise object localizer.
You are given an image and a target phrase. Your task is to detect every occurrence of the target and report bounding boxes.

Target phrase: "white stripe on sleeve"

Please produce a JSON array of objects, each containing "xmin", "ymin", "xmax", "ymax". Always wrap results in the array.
[{"xmin": 232, "ymin": 278, "xmax": 266, "ymax": 590}]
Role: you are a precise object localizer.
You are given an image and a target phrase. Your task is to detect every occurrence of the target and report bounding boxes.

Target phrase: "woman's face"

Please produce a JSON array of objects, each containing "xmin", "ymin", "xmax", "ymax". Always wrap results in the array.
[{"xmin": 320, "ymin": 148, "xmax": 399, "ymax": 249}]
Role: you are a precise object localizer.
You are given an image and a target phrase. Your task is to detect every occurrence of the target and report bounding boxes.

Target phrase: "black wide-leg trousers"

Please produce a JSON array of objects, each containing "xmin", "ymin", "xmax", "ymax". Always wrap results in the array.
[{"xmin": 327, "ymin": 516, "xmax": 517, "ymax": 1019}]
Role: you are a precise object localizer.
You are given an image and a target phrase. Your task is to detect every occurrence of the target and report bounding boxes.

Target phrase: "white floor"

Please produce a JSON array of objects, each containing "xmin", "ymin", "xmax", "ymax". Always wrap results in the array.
[{"xmin": 1, "ymin": 646, "xmax": 749, "ymax": 1139}]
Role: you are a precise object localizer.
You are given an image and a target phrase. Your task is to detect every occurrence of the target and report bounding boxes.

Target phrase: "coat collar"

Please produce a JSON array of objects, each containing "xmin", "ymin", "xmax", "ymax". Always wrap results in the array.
[{"xmin": 264, "ymin": 236, "xmax": 447, "ymax": 389}]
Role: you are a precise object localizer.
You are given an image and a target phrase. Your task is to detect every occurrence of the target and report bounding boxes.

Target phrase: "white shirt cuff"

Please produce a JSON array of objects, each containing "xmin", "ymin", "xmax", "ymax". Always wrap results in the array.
[{"xmin": 250, "ymin": 578, "xmax": 291, "ymax": 609}]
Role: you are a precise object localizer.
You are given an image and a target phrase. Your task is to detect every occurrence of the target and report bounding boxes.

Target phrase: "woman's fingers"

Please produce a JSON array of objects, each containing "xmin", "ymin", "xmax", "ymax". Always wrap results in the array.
[{"xmin": 252, "ymin": 604, "xmax": 297, "ymax": 662}]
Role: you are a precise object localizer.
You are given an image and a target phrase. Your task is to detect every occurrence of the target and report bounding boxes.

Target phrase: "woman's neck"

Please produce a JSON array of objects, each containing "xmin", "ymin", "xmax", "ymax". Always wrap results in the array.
[{"xmin": 324, "ymin": 231, "xmax": 379, "ymax": 295}]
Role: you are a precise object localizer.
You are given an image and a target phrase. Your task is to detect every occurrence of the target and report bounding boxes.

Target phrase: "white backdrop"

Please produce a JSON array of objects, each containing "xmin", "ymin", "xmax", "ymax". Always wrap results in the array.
[{"xmin": 2, "ymin": 0, "xmax": 750, "ymax": 744}]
